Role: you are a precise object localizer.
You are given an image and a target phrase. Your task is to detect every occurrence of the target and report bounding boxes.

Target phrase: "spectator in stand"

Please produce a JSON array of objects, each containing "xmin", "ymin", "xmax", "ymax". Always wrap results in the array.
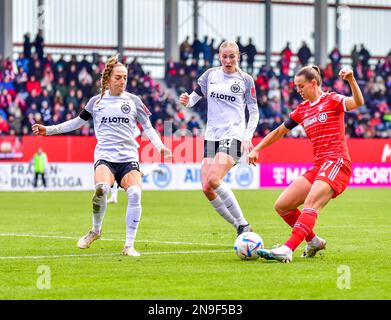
[
  {"xmin": 34, "ymin": 31, "xmax": 45, "ymax": 61},
  {"xmin": 209, "ymin": 38, "xmax": 217, "ymax": 66},
  {"xmin": 0, "ymin": 114, "xmax": 10, "ymax": 135},
  {"xmin": 351, "ymin": 45, "xmax": 359, "ymax": 68},
  {"xmin": 359, "ymin": 44, "xmax": 371, "ymax": 68},
  {"xmin": 187, "ymin": 115, "xmax": 201, "ymax": 136},
  {"xmin": 236, "ymin": 36, "xmax": 245, "ymax": 66},
  {"xmin": 245, "ymin": 38, "xmax": 257, "ymax": 75},
  {"xmin": 192, "ymin": 34, "xmax": 203, "ymax": 64},
  {"xmin": 23, "ymin": 33, "xmax": 32, "ymax": 60},
  {"xmin": 298, "ymin": 41, "xmax": 312, "ymax": 66},
  {"xmin": 26, "ymin": 75, "xmax": 42, "ymax": 95},
  {"xmin": 201, "ymin": 36, "xmax": 212, "ymax": 64},
  {"xmin": 179, "ymin": 36, "xmax": 192, "ymax": 62},
  {"xmin": 329, "ymin": 45, "xmax": 342, "ymax": 75}
]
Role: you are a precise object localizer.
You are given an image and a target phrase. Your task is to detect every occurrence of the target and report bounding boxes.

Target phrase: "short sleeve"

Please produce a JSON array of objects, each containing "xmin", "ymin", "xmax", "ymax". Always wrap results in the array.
[
  {"xmin": 85, "ymin": 95, "xmax": 99, "ymax": 114},
  {"xmin": 244, "ymin": 74, "xmax": 257, "ymax": 105},
  {"xmin": 289, "ymin": 107, "xmax": 301, "ymax": 124},
  {"xmin": 134, "ymin": 96, "xmax": 152, "ymax": 124},
  {"xmin": 197, "ymin": 68, "xmax": 215, "ymax": 96},
  {"xmin": 331, "ymin": 93, "xmax": 347, "ymax": 113}
]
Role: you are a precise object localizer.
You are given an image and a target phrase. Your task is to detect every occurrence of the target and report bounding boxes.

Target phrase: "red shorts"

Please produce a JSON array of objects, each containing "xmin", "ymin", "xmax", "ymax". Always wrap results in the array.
[{"xmin": 303, "ymin": 158, "xmax": 352, "ymax": 198}]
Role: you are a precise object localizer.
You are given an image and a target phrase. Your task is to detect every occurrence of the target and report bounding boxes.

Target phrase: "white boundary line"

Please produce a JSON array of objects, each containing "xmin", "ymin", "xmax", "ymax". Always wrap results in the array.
[
  {"xmin": 0, "ymin": 250, "xmax": 232, "ymax": 260},
  {"xmin": 0, "ymin": 233, "xmax": 232, "ymax": 247},
  {"xmin": 0, "ymin": 232, "xmax": 234, "ymax": 260}
]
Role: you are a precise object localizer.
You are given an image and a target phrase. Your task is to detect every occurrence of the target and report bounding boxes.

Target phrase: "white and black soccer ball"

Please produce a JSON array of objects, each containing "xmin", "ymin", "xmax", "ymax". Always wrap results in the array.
[{"xmin": 234, "ymin": 231, "xmax": 264, "ymax": 260}]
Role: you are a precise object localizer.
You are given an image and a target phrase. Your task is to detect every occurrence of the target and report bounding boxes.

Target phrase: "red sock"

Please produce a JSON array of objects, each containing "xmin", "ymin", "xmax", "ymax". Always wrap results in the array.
[
  {"xmin": 279, "ymin": 209, "xmax": 316, "ymax": 242},
  {"xmin": 285, "ymin": 208, "xmax": 318, "ymax": 251}
]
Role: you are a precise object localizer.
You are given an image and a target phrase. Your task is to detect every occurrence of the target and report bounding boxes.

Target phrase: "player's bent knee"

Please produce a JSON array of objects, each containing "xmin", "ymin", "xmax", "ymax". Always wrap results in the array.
[
  {"xmin": 202, "ymin": 182, "xmax": 215, "ymax": 197},
  {"xmin": 126, "ymin": 185, "xmax": 141, "ymax": 206},
  {"xmin": 95, "ymin": 183, "xmax": 110, "ymax": 197},
  {"xmin": 207, "ymin": 175, "xmax": 221, "ymax": 190}
]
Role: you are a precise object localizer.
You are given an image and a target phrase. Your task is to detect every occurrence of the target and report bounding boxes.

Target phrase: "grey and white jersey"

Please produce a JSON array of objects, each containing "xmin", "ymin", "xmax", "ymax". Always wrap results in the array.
[
  {"xmin": 85, "ymin": 90, "xmax": 151, "ymax": 163},
  {"xmin": 198, "ymin": 67, "xmax": 258, "ymax": 141}
]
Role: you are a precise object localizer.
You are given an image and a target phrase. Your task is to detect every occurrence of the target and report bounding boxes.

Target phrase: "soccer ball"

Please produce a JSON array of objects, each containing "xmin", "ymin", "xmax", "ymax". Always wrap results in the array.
[{"xmin": 234, "ymin": 232, "xmax": 264, "ymax": 260}]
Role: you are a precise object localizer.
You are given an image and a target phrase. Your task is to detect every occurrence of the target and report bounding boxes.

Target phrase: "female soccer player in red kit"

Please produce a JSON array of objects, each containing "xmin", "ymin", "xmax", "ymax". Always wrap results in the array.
[{"xmin": 248, "ymin": 66, "xmax": 364, "ymax": 263}]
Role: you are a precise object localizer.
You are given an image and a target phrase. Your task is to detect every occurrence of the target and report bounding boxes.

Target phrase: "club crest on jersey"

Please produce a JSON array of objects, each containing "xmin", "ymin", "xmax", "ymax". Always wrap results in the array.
[
  {"xmin": 230, "ymin": 83, "xmax": 240, "ymax": 93},
  {"xmin": 121, "ymin": 103, "xmax": 131, "ymax": 114},
  {"xmin": 318, "ymin": 112, "xmax": 328, "ymax": 123}
]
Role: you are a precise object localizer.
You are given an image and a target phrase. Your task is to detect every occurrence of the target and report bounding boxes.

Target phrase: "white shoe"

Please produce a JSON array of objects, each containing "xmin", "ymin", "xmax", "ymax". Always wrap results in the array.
[
  {"xmin": 257, "ymin": 244, "xmax": 293, "ymax": 263},
  {"xmin": 107, "ymin": 197, "xmax": 118, "ymax": 203},
  {"xmin": 77, "ymin": 230, "xmax": 101, "ymax": 249},
  {"xmin": 122, "ymin": 246, "xmax": 140, "ymax": 257},
  {"xmin": 302, "ymin": 237, "xmax": 327, "ymax": 258}
]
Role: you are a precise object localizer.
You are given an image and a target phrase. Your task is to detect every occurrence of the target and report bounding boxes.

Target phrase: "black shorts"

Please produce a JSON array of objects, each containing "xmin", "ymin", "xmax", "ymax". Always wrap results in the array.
[
  {"xmin": 94, "ymin": 160, "xmax": 140, "ymax": 187},
  {"xmin": 203, "ymin": 139, "xmax": 242, "ymax": 162}
]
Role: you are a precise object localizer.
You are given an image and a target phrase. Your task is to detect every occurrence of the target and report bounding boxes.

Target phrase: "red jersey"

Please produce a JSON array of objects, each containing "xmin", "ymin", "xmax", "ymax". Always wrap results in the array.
[{"xmin": 289, "ymin": 92, "xmax": 350, "ymax": 166}]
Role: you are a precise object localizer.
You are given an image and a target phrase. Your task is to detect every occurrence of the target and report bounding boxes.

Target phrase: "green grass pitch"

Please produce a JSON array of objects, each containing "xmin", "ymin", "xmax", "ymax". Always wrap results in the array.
[{"xmin": 0, "ymin": 188, "xmax": 390, "ymax": 300}]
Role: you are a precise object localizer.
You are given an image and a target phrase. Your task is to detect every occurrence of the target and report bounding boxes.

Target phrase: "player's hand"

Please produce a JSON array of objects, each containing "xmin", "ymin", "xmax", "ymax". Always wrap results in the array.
[
  {"xmin": 179, "ymin": 92, "xmax": 190, "ymax": 106},
  {"xmin": 247, "ymin": 149, "xmax": 259, "ymax": 166},
  {"xmin": 339, "ymin": 68, "xmax": 354, "ymax": 82},
  {"xmin": 241, "ymin": 140, "xmax": 253, "ymax": 154},
  {"xmin": 32, "ymin": 124, "xmax": 46, "ymax": 136},
  {"xmin": 160, "ymin": 146, "xmax": 172, "ymax": 160}
]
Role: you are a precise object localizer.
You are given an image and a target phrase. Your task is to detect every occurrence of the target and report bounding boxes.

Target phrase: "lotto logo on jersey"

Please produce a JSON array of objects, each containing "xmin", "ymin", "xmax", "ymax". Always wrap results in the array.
[
  {"xmin": 101, "ymin": 117, "xmax": 130, "ymax": 124},
  {"xmin": 210, "ymin": 91, "xmax": 236, "ymax": 102}
]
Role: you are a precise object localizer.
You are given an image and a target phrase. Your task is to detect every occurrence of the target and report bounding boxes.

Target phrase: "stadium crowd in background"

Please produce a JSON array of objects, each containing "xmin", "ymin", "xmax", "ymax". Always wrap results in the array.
[{"xmin": 0, "ymin": 32, "xmax": 390, "ymax": 138}]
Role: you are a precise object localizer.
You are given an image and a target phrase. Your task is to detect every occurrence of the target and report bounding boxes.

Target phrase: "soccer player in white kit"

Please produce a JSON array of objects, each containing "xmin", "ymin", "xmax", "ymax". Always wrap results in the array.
[
  {"xmin": 107, "ymin": 125, "xmax": 164, "ymax": 204},
  {"xmin": 32, "ymin": 55, "xmax": 172, "ymax": 256},
  {"xmin": 179, "ymin": 40, "xmax": 259, "ymax": 236}
]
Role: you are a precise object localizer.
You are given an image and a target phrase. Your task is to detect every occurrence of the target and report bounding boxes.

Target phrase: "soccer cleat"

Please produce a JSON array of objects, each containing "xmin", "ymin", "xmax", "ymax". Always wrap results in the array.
[
  {"xmin": 301, "ymin": 237, "xmax": 327, "ymax": 258},
  {"xmin": 122, "ymin": 246, "xmax": 141, "ymax": 257},
  {"xmin": 77, "ymin": 230, "xmax": 101, "ymax": 249},
  {"xmin": 257, "ymin": 245, "xmax": 293, "ymax": 263},
  {"xmin": 236, "ymin": 224, "xmax": 253, "ymax": 237}
]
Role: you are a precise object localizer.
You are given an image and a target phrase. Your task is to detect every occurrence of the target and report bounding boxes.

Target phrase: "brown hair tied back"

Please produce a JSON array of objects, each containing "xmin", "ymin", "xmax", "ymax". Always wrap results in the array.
[
  {"xmin": 296, "ymin": 65, "xmax": 322, "ymax": 86},
  {"xmin": 97, "ymin": 54, "xmax": 123, "ymax": 103}
]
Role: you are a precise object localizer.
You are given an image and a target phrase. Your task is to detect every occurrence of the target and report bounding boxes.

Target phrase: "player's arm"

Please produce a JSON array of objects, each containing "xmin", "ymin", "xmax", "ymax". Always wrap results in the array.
[
  {"xmin": 140, "ymin": 120, "xmax": 172, "ymax": 159},
  {"xmin": 179, "ymin": 85, "xmax": 203, "ymax": 108},
  {"xmin": 32, "ymin": 110, "xmax": 90, "ymax": 136},
  {"xmin": 243, "ymin": 77, "xmax": 260, "ymax": 152},
  {"xmin": 248, "ymin": 120, "xmax": 293, "ymax": 165},
  {"xmin": 339, "ymin": 68, "xmax": 364, "ymax": 111}
]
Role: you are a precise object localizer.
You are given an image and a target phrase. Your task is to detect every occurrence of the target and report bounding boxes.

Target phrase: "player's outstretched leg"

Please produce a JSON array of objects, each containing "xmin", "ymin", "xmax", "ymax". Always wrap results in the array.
[
  {"xmin": 123, "ymin": 185, "xmax": 142, "ymax": 256},
  {"xmin": 77, "ymin": 183, "xmax": 109, "ymax": 249},
  {"xmin": 213, "ymin": 182, "xmax": 252, "ymax": 236}
]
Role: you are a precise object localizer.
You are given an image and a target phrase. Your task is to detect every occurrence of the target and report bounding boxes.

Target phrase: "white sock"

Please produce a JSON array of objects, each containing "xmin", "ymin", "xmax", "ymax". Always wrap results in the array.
[
  {"xmin": 125, "ymin": 185, "xmax": 142, "ymax": 247},
  {"xmin": 109, "ymin": 183, "xmax": 118, "ymax": 201},
  {"xmin": 210, "ymin": 196, "xmax": 238, "ymax": 229},
  {"xmin": 214, "ymin": 183, "xmax": 248, "ymax": 226},
  {"xmin": 92, "ymin": 183, "xmax": 110, "ymax": 233}
]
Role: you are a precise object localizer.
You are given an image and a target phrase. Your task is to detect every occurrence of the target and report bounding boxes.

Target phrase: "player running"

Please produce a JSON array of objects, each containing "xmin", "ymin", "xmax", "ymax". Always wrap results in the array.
[
  {"xmin": 32, "ymin": 55, "xmax": 172, "ymax": 257},
  {"xmin": 248, "ymin": 66, "xmax": 364, "ymax": 263},
  {"xmin": 179, "ymin": 40, "xmax": 259, "ymax": 237}
]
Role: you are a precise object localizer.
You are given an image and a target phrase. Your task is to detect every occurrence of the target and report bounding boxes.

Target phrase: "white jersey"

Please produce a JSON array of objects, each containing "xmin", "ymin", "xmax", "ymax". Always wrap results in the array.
[
  {"xmin": 84, "ymin": 90, "xmax": 151, "ymax": 163},
  {"xmin": 198, "ymin": 67, "xmax": 258, "ymax": 141}
]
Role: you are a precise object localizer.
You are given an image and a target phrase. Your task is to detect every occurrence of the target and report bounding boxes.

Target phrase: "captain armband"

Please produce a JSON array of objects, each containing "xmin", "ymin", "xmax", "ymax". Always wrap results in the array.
[{"xmin": 283, "ymin": 118, "xmax": 299, "ymax": 130}]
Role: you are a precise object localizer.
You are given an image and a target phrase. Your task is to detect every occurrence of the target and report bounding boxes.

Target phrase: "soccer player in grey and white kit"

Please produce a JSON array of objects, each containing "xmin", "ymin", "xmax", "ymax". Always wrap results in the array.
[
  {"xmin": 32, "ymin": 55, "xmax": 172, "ymax": 256},
  {"xmin": 179, "ymin": 40, "xmax": 259, "ymax": 236}
]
